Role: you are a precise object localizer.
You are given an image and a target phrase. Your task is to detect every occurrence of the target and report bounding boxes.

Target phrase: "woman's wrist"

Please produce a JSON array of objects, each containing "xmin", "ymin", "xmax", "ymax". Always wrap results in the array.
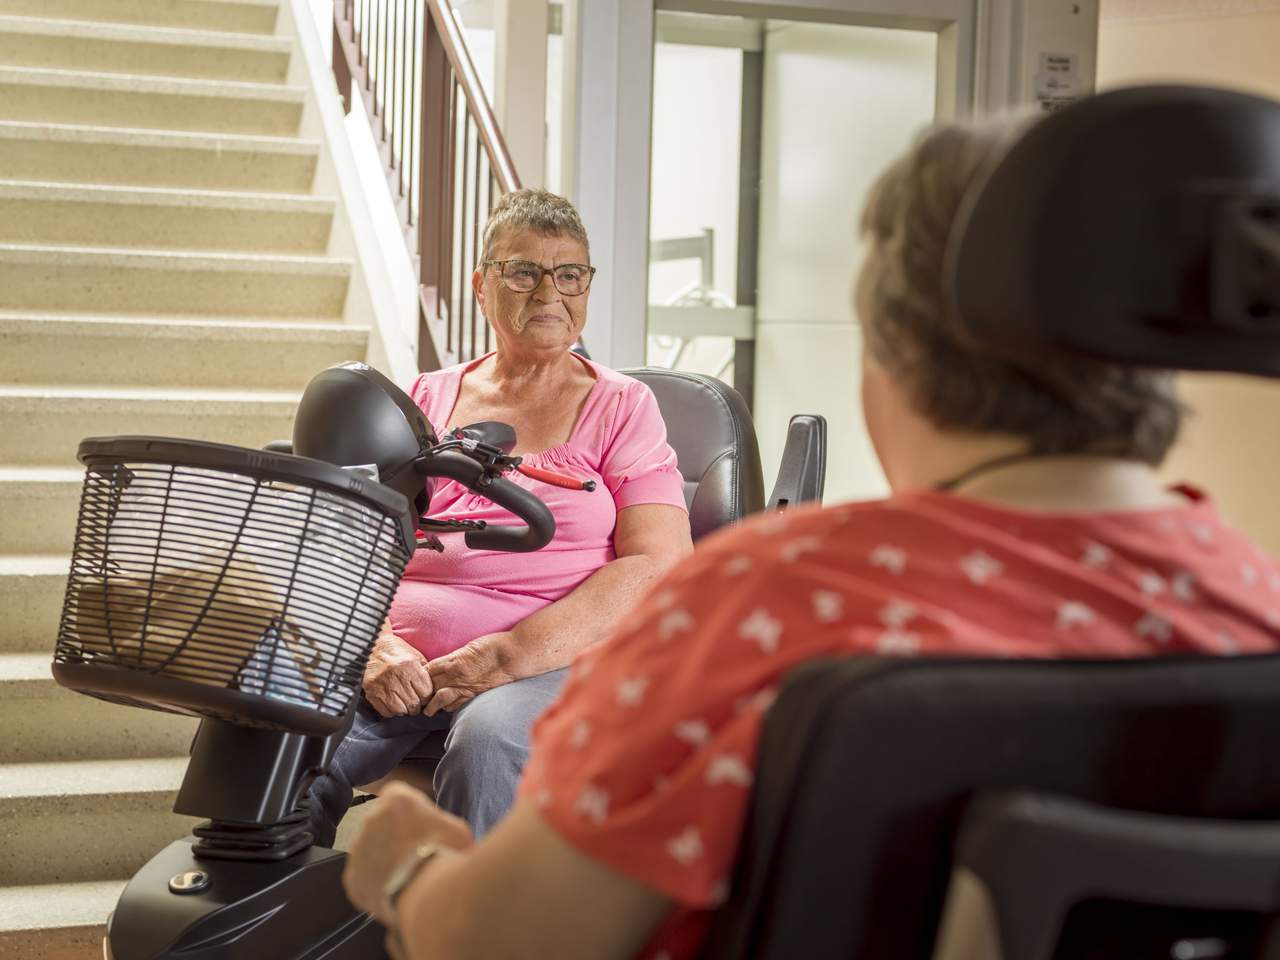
[{"xmin": 472, "ymin": 631, "xmax": 521, "ymax": 682}]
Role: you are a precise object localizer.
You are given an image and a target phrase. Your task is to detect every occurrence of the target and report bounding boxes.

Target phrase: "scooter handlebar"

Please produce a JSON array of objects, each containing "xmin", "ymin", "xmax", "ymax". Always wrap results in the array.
[{"xmin": 416, "ymin": 450, "xmax": 556, "ymax": 552}]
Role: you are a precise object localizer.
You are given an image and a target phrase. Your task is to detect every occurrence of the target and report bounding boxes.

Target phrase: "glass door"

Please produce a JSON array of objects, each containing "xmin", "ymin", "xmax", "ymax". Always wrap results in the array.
[{"xmin": 647, "ymin": 2, "xmax": 966, "ymax": 503}]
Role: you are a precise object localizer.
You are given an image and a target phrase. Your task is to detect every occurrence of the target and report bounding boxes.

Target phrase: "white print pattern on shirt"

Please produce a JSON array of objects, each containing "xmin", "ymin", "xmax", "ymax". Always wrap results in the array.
[
  {"xmin": 739, "ymin": 608, "xmax": 783, "ymax": 654},
  {"xmin": 575, "ymin": 784, "xmax": 610, "ymax": 824},
  {"xmin": 1217, "ymin": 630, "xmax": 1240, "ymax": 655},
  {"xmin": 1138, "ymin": 570, "xmax": 1167, "ymax": 597},
  {"xmin": 574, "ymin": 657, "xmax": 595, "ymax": 680},
  {"xmin": 869, "ymin": 544, "xmax": 907, "ymax": 575},
  {"xmin": 533, "ymin": 788, "xmax": 552, "ymax": 809},
  {"xmin": 811, "ymin": 590, "xmax": 844, "ymax": 623},
  {"xmin": 1242, "ymin": 563, "xmax": 1260, "ymax": 587},
  {"xmin": 736, "ymin": 686, "xmax": 779, "ymax": 714},
  {"xmin": 1056, "ymin": 601, "xmax": 1095, "ymax": 631},
  {"xmin": 1135, "ymin": 612, "xmax": 1174, "ymax": 645},
  {"xmin": 879, "ymin": 599, "xmax": 918, "ymax": 629},
  {"xmin": 569, "ymin": 719, "xmax": 592, "ymax": 748},
  {"xmin": 657, "ymin": 608, "xmax": 695, "ymax": 642},
  {"xmin": 961, "ymin": 550, "xmax": 1004, "ymax": 585},
  {"xmin": 1172, "ymin": 572, "xmax": 1197, "ymax": 602},
  {"xmin": 780, "ymin": 537, "xmax": 823, "ymax": 562},
  {"xmin": 652, "ymin": 589, "xmax": 678, "ymax": 610},
  {"xmin": 667, "ymin": 826, "xmax": 705, "ymax": 866},
  {"xmin": 877, "ymin": 630, "xmax": 921, "ymax": 655},
  {"xmin": 1190, "ymin": 522, "xmax": 1215, "ymax": 545},
  {"xmin": 705, "ymin": 754, "xmax": 754, "ymax": 788},
  {"xmin": 724, "ymin": 555, "xmax": 753, "ymax": 576},
  {"xmin": 1081, "ymin": 541, "xmax": 1112, "ymax": 569},
  {"xmin": 755, "ymin": 513, "xmax": 791, "ymax": 535},
  {"xmin": 674, "ymin": 719, "xmax": 711, "ymax": 748},
  {"xmin": 616, "ymin": 675, "xmax": 650, "ymax": 707},
  {"xmin": 1270, "ymin": 574, "xmax": 1280, "ymax": 593},
  {"xmin": 1267, "ymin": 611, "xmax": 1280, "ymax": 629}
]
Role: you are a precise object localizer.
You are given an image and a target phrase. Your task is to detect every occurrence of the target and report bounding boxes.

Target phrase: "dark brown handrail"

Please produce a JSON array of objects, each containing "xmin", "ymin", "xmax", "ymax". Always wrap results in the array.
[{"xmin": 332, "ymin": 0, "xmax": 522, "ymax": 371}]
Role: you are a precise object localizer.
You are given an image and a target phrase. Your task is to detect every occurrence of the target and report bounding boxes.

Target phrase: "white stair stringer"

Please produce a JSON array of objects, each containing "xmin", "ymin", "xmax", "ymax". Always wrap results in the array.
[{"xmin": 0, "ymin": 0, "xmax": 414, "ymax": 952}]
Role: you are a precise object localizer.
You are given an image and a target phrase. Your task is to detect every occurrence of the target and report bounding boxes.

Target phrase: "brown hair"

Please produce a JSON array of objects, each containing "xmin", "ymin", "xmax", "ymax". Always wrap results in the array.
[
  {"xmin": 481, "ymin": 188, "xmax": 590, "ymax": 262},
  {"xmin": 858, "ymin": 120, "xmax": 1182, "ymax": 465}
]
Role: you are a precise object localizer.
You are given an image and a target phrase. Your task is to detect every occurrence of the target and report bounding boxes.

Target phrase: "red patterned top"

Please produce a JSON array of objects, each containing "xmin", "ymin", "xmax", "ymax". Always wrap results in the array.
[{"xmin": 519, "ymin": 487, "xmax": 1280, "ymax": 959}]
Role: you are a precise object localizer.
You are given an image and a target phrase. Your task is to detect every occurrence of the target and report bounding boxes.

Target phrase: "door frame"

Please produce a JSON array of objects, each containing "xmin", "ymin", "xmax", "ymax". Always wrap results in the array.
[{"xmin": 563, "ymin": 0, "xmax": 978, "ymax": 370}]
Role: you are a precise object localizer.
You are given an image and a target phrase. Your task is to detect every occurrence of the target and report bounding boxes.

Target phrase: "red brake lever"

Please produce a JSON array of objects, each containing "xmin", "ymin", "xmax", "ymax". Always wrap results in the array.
[{"xmin": 516, "ymin": 463, "xmax": 597, "ymax": 492}]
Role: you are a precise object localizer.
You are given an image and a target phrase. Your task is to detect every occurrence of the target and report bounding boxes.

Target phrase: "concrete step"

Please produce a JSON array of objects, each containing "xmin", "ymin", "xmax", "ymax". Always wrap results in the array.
[
  {"xmin": 0, "ymin": 313, "xmax": 369, "ymax": 390},
  {"xmin": 0, "ymin": 756, "xmax": 195, "ymax": 885},
  {"xmin": 0, "ymin": 65, "xmax": 305, "ymax": 136},
  {"xmin": 0, "ymin": 652, "xmax": 198, "ymax": 764},
  {"xmin": 0, "ymin": 555, "xmax": 70, "ymax": 654},
  {"xmin": 0, "ymin": 180, "xmax": 335, "ymax": 253},
  {"xmin": 0, "ymin": 15, "xmax": 292, "ymax": 83},
  {"xmin": 0, "ymin": 0, "xmax": 279, "ymax": 35},
  {"xmin": 0, "ymin": 121, "xmax": 320, "ymax": 192},
  {"xmin": 0, "ymin": 468, "xmax": 81, "ymax": 556},
  {"xmin": 0, "ymin": 244, "xmax": 350, "ymax": 317},
  {"xmin": 0, "ymin": 385, "xmax": 300, "ymax": 467},
  {"xmin": 0, "ymin": 879, "xmax": 122, "ymax": 960}
]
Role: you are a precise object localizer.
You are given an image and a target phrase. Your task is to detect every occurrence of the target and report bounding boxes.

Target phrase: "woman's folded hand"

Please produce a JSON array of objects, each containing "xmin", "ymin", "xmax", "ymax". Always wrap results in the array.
[
  {"xmin": 363, "ymin": 631, "xmax": 435, "ymax": 717},
  {"xmin": 424, "ymin": 634, "xmax": 515, "ymax": 716}
]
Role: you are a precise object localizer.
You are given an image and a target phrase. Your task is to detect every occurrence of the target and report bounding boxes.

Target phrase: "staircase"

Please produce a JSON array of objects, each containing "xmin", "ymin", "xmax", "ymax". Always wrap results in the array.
[{"xmin": 0, "ymin": 1, "xmax": 385, "ymax": 954}]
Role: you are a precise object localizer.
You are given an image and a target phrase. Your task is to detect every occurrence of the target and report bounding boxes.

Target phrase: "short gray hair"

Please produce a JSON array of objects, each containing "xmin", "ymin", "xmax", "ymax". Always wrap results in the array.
[
  {"xmin": 859, "ymin": 118, "xmax": 1183, "ymax": 466},
  {"xmin": 481, "ymin": 188, "xmax": 590, "ymax": 262}
]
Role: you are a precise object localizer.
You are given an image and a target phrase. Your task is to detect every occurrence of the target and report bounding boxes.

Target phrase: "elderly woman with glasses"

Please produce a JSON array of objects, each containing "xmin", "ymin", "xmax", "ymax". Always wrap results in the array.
[{"xmin": 306, "ymin": 189, "xmax": 694, "ymax": 848}]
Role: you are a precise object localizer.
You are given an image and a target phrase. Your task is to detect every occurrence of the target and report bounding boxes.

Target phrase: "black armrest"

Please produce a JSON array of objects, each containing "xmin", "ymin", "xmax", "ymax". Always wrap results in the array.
[{"xmin": 767, "ymin": 414, "xmax": 826, "ymax": 509}]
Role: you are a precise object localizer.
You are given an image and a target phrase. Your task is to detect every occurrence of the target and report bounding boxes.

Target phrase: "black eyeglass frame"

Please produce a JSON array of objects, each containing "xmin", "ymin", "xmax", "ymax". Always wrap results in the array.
[{"xmin": 481, "ymin": 259, "xmax": 598, "ymax": 297}]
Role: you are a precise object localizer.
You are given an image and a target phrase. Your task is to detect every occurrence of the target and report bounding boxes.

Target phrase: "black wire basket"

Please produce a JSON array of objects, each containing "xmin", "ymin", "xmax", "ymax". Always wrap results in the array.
[{"xmin": 53, "ymin": 437, "xmax": 415, "ymax": 736}]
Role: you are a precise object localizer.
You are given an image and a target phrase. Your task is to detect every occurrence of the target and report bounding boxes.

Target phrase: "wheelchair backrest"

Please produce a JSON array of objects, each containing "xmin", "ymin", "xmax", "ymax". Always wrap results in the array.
[
  {"xmin": 623, "ymin": 368, "xmax": 765, "ymax": 540},
  {"xmin": 699, "ymin": 654, "xmax": 1280, "ymax": 959}
]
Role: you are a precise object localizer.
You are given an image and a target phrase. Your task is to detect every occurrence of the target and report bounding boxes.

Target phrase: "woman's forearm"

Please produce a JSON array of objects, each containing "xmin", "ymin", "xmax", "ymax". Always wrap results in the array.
[{"xmin": 483, "ymin": 555, "xmax": 663, "ymax": 681}]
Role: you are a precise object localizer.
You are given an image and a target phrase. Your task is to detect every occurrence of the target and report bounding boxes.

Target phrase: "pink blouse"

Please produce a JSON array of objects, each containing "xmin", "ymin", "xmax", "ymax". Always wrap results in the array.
[{"xmin": 388, "ymin": 353, "xmax": 688, "ymax": 660}]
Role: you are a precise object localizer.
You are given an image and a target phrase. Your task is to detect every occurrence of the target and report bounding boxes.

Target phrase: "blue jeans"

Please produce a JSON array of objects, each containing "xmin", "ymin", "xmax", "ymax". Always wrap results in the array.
[{"xmin": 307, "ymin": 668, "xmax": 568, "ymax": 846}]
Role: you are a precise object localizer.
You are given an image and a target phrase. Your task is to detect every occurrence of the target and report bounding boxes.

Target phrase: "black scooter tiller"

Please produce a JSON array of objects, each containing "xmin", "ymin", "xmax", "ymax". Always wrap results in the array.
[{"xmin": 51, "ymin": 363, "xmax": 585, "ymax": 959}]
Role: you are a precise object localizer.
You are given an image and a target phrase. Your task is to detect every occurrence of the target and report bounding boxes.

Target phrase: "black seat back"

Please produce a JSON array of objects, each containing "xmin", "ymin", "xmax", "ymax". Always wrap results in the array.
[
  {"xmin": 700, "ymin": 654, "xmax": 1280, "ymax": 959},
  {"xmin": 935, "ymin": 789, "xmax": 1280, "ymax": 959},
  {"xmin": 623, "ymin": 368, "xmax": 765, "ymax": 541}
]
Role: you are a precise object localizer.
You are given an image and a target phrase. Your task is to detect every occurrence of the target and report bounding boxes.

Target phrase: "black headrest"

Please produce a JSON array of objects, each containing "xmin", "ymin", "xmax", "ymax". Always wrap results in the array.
[{"xmin": 948, "ymin": 85, "xmax": 1280, "ymax": 376}]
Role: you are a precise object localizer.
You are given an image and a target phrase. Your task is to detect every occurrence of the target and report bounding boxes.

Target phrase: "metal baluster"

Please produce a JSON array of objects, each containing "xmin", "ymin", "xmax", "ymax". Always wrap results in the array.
[
  {"xmin": 470, "ymin": 141, "xmax": 481, "ymax": 362},
  {"xmin": 394, "ymin": 0, "xmax": 404, "ymax": 199},
  {"xmin": 389, "ymin": 3, "xmax": 397, "ymax": 145},
  {"xmin": 408, "ymin": 0, "xmax": 421, "ymax": 226},
  {"xmin": 445, "ymin": 74, "xmax": 458, "ymax": 353},
  {"xmin": 456, "ymin": 107, "xmax": 470, "ymax": 358},
  {"xmin": 359, "ymin": 0, "xmax": 369, "ymax": 71},
  {"xmin": 485, "ymin": 166, "xmax": 495, "ymax": 353}
]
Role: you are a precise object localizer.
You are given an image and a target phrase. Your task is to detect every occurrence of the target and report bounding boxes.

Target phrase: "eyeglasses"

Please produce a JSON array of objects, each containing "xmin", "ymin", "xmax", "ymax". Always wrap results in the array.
[{"xmin": 482, "ymin": 259, "xmax": 597, "ymax": 297}]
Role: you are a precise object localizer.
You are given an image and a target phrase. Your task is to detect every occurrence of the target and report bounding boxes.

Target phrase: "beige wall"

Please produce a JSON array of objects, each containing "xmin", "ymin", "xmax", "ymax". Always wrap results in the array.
[{"xmin": 1097, "ymin": 0, "xmax": 1280, "ymax": 551}]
